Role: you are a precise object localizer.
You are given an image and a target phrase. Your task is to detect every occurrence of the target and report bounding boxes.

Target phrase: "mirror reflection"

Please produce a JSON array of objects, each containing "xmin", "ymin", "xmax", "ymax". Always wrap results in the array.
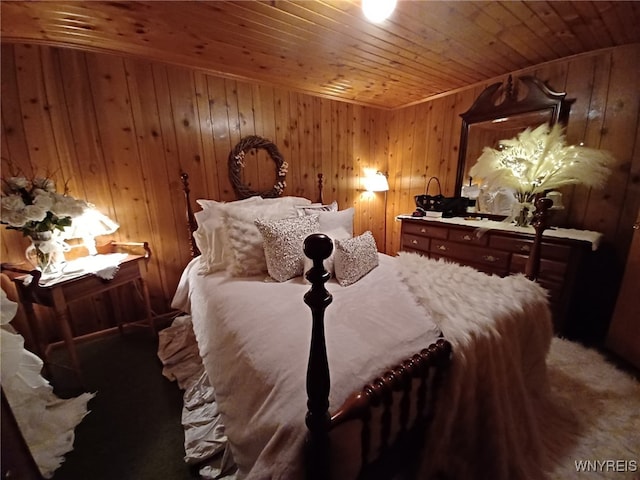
[
  {"xmin": 463, "ymin": 110, "xmax": 554, "ymax": 216},
  {"xmin": 455, "ymin": 75, "xmax": 572, "ymax": 217}
]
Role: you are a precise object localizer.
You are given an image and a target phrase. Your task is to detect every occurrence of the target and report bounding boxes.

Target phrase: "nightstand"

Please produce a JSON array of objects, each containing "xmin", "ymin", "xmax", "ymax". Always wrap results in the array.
[{"xmin": 2, "ymin": 242, "xmax": 155, "ymax": 382}]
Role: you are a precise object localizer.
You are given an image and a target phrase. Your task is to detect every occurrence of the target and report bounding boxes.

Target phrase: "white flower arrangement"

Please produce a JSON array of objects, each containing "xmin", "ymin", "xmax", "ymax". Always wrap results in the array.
[
  {"xmin": 1, "ymin": 176, "xmax": 88, "ymax": 237},
  {"xmin": 469, "ymin": 123, "xmax": 616, "ymax": 204}
]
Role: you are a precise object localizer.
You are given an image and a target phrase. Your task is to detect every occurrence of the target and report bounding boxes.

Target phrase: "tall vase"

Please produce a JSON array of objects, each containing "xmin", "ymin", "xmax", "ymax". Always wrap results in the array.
[{"xmin": 25, "ymin": 231, "xmax": 65, "ymax": 274}]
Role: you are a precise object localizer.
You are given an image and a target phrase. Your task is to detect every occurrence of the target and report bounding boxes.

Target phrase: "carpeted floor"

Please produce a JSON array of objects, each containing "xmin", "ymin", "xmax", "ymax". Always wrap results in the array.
[
  {"xmin": 44, "ymin": 329, "xmax": 639, "ymax": 480},
  {"xmin": 545, "ymin": 337, "xmax": 640, "ymax": 479},
  {"xmin": 48, "ymin": 328, "xmax": 200, "ymax": 480}
]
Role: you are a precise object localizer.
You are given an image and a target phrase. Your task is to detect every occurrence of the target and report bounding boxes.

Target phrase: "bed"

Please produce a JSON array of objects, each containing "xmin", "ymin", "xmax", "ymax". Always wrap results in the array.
[{"xmin": 161, "ymin": 171, "xmax": 555, "ymax": 480}]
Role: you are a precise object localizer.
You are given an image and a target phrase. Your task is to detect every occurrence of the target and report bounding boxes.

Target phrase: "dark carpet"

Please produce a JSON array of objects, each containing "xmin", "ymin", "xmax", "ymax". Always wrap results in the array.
[{"xmin": 48, "ymin": 328, "xmax": 200, "ymax": 480}]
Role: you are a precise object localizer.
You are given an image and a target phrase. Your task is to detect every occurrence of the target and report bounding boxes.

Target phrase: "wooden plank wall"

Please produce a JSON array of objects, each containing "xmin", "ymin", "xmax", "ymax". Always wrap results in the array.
[
  {"xmin": 386, "ymin": 44, "xmax": 640, "ymax": 265},
  {"xmin": 2, "ymin": 42, "xmax": 638, "ymax": 342},
  {"xmin": 0, "ymin": 43, "xmax": 389, "ymax": 339}
]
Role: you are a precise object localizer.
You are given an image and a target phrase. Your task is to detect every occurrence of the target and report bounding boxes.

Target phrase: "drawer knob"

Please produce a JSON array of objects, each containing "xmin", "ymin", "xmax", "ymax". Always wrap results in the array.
[
  {"xmin": 420, "ymin": 228, "xmax": 426, "ymax": 233},
  {"xmin": 520, "ymin": 245, "xmax": 530, "ymax": 252},
  {"xmin": 463, "ymin": 234, "xmax": 472, "ymax": 241},
  {"xmin": 438, "ymin": 245, "xmax": 447, "ymax": 251},
  {"xmin": 483, "ymin": 255, "xmax": 498, "ymax": 262},
  {"xmin": 412, "ymin": 239, "xmax": 418, "ymax": 245}
]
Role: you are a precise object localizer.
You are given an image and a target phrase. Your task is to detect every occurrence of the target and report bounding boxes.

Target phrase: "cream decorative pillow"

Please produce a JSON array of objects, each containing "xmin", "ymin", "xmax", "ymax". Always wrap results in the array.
[
  {"xmin": 223, "ymin": 202, "xmax": 298, "ymax": 277},
  {"xmin": 193, "ymin": 196, "xmax": 263, "ymax": 274},
  {"xmin": 334, "ymin": 231, "xmax": 379, "ymax": 286},
  {"xmin": 255, "ymin": 215, "xmax": 321, "ymax": 282}
]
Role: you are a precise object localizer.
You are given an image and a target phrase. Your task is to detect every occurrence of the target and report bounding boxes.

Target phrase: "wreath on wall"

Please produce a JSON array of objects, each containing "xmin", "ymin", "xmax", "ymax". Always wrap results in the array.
[{"xmin": 228, "ymin": 135, "xmax": 288, "ymax": 199}]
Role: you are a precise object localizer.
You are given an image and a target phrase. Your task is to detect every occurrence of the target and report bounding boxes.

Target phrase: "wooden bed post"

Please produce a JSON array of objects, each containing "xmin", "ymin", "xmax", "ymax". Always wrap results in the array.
[
  {"xmin": 303, "ymin": 233, "xmax": 333, "ymax": 480},
  {"xmin": 525, "ymin": 196, "xmax": 553, "ymax": 281},
  {"xmin": 316, "ymin": 173, "xmax": 325, "ymax": 204},
  {"xmin": 180, "ymin": 171, "xmax": 200, "ymax": 258}
]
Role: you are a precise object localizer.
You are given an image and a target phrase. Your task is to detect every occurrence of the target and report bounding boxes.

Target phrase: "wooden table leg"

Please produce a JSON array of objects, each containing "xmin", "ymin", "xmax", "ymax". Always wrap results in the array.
[
  {"xmin": 19, "ymin": 300, "xmax": 51, "ymax": 379},
  {"xmin": 138, "ymin": 276, "xmax": 155, "ymax": 336},
  {"xmin": 51, "ymin": 292, "xmax": 83, "ymax": 382},
  {"xmin": 106, "ymin": 289, "xmax": 124, "ymax": 336}
]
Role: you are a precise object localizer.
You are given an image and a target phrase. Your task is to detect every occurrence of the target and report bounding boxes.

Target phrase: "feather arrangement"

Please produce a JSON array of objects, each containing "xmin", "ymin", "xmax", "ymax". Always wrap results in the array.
[{"xmin": 469, "ymin": 123, "xmax": 616, "ymax": 203}]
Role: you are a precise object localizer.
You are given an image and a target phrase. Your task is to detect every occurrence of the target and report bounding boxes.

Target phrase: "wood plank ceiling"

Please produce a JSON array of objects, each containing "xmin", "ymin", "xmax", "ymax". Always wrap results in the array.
[{"xmin": 1, "ymin": 1, "xmax": 639, "ymax": 109}]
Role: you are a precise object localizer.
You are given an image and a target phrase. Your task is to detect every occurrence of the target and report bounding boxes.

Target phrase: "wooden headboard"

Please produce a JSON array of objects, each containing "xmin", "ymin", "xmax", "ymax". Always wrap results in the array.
[
  {"xmin": 180, "ymin": 172, "xmax": 326, "ymax": 259},
  {"xmin": 180, "ymin": 172, "xmax": 200, "ymax": 259}
]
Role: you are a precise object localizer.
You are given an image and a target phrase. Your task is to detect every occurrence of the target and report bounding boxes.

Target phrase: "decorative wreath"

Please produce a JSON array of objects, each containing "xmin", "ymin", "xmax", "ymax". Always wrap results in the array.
[{"xmin": 228, "ymin": 135, "xmax": 288, "ymax": 199}]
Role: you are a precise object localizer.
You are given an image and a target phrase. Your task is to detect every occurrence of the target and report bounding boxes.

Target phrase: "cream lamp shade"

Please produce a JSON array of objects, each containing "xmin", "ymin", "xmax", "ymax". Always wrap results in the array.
[
  {"xmin": 59, "ymin": 205, "xmax": 119, "ymax": 255},
  {"xmin": 364, "ymin": 171, "xmax": 389, "ymax": 192}
]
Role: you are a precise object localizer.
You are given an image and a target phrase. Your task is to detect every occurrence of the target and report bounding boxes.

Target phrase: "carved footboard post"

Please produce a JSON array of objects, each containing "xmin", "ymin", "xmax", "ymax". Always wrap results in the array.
[
  {"xmin": 303, "ymin": 233, "xmax": 334, "ymax": 480},
  {"xmin": 525, "ymin": 196, "xmax": 553, "ymax": 281}
]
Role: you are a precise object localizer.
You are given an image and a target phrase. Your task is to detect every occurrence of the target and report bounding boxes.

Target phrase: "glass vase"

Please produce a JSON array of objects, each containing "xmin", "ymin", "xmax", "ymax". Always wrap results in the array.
[
  {"xmin": 512, "ymin": 192, "xmax": 536, "ymax": 227},
  {"xmin": 512, "ymin": 203, "xmax": 533, "ymax": 227},
  {"xmin": 25, "ymin": 231, "xmax": 65, "ymax": 275}
]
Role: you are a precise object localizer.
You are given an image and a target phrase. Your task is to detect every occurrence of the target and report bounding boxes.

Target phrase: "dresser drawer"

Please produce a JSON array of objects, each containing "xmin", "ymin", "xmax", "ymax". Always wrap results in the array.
[
  {"xmin": 401, "ymin": 221, "xmax": 448, "ymax": 239},
  {"xmin": 402, "ymin": 234, "xmax": 430, "ymax": 253},
  {"xmin": 511, "ymin": 254, "xmax": 568, "ymax": 284},
  {"xmin": 490, "ymin": 235, "xmax": 572, "ymax": 261},
  {"xmin": 431, "ymin": 253, "xmax": 507, "ymax": 277},
  {"xmin": 448, "ymin": 228, "xmax": 488, "ymax": 246},
  {"xmin": 430, "ymin": 240, "xmax": 510, "ymax": 270}
]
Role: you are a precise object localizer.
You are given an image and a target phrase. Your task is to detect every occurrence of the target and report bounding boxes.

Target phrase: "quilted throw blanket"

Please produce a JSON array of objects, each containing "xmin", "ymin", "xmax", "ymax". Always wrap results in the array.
[{"xmin": 394, "ymin": 252, "xmax": 554, "ymax": 480}]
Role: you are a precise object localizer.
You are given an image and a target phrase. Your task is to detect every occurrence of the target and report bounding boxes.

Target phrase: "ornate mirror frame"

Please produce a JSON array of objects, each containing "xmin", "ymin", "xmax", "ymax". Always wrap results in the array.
[{"xmin": 455, "ymin": 75, "xmax": 573, "ymax": 199}]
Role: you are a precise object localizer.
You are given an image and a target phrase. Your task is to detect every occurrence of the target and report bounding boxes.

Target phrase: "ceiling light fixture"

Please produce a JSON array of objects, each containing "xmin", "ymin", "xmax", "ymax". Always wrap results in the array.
[{"xmin": 362, "ymin": 0, "xmax": 397, "ymax": 23}]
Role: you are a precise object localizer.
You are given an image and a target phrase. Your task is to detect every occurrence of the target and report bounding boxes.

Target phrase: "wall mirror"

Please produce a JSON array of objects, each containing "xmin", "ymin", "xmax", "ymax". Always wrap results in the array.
[{"xmin": 455, "ymin": 75, "xmax": 573, "ymax": 215}]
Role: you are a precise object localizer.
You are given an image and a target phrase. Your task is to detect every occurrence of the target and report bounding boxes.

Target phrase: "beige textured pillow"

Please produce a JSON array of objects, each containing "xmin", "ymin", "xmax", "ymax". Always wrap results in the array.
[
  {"xmin": 255, "ymin": 215, "xmax": 320, "ymax": 282},
  {"xmin": 334, "ymin": 231, "xmax": 379, "ymax": 286},
  {"xmin": 193, "ymin": 196, "xmax": 263, "ymax": 274},
  {"xmin": 223, "ymin": 203, "xmax": 297, "ymax": 277}
]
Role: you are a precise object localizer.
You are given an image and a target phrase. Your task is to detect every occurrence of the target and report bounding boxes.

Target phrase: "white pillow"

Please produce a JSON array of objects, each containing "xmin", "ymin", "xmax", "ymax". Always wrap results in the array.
[
  {"xmin": 255, "ymin": 215, "xmax": 321, "ymax": 282},
  {"xmin": 223, "ymin": 202, "xmax": 298, "ymax": 277},
  {"xmin": 260, "ymin": 196, "xmax": 313, "ymax": 214},
  {"xmin": 318, "ymin": 208, "xmax": 354, "ymax": 236},
  {"xmin": 334, "ymin": 231, "xmax": 379, "ymax": 286},
  {"xmin": 296, "ymin": 201, "xmax": 338, "ymax": 216},
  {"xmin": 196, "ymin": 195, "xmax": 262, "ymax": 210},
  {"xmin": 302, "ymin": 227, "xmax": 352, "ymax": 283},
  {"xmin": 193, "ymin": 197, "xmax": 263, "ymax": 274}
]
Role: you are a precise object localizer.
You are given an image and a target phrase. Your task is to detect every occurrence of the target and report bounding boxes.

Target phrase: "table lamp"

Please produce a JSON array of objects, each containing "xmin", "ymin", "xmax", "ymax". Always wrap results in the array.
[{"xmin": 60, "ymin": 205, "xmax": 119, "ymax": 255}]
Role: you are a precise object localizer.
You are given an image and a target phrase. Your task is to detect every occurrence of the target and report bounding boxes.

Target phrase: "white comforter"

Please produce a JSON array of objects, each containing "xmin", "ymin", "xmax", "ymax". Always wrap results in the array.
[{"xmin": 172, "ymin": 254, "xmax": 442, "ymax": 479}]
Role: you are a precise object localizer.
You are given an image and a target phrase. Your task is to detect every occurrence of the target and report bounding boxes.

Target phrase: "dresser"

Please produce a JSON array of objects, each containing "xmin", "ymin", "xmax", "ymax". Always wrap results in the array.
[{"xmin": 398, "ymin": 215, "xmax": 602, "ymax": 334}]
